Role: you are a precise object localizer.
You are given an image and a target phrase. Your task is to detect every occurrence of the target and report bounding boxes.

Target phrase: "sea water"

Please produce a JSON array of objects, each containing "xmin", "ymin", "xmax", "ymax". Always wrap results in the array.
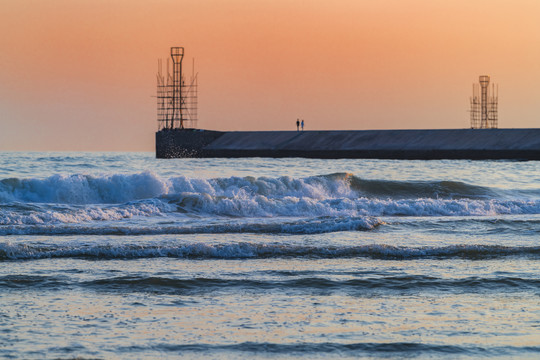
[{"xmin": 0, "ymin": 152, "xmax": 539, "ymax": 359}]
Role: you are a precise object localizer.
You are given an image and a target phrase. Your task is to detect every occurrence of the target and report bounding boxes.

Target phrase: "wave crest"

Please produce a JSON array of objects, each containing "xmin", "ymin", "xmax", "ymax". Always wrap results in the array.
[
  {"xmin": 1, "ymin": 173, "xmax": 539, "ymax": 222},
  {"xmin": 0, "ymin": 171, "xmax": 167, "ymax": 204},
  {"xmin": 0, "ymin": 172, "xmax": 511, "ymax": 206}
]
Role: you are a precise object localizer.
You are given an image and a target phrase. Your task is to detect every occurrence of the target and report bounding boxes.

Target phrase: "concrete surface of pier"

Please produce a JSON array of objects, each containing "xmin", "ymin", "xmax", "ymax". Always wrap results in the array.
[{"xmin": 156, "ymin": 128, "xmax": 540, "ymax": 160}]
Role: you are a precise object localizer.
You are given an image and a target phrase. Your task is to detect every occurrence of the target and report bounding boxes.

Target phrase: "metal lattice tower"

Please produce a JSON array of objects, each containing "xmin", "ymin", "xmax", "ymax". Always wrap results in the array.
[
  {"xmin": 470, "ymin": 75, "xmax": 498, "ymax": 129},
  {"xmin": 157, "ymin": 47, "xmax": 198, "ymax": 130}
]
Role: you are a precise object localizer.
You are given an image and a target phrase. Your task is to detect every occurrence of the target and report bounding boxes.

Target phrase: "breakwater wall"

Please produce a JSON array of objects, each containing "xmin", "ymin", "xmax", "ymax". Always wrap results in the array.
[{"xmin": 156, "ymin": 128, "xmax": 540, "ymax": 160}]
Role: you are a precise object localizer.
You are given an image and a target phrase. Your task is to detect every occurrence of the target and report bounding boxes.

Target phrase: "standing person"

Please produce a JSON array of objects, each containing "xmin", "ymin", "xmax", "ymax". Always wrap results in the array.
[
  {"xmin": 301, "ymin": 119, "xmax": 304, "ymax": 131},
  {"xmin": 296, "ymin": 119, "xmax": 300, "ymax": 131}
]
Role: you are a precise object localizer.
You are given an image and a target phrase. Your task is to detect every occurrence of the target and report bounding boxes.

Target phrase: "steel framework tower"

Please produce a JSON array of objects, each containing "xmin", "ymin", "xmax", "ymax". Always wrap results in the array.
[
  {"xmin": 157, "ymin": 47, "xmax": 198, "ymax": 130},
  {"xmin": 470, "ymin": 75, "xmax": 498, "ymax": 129}
]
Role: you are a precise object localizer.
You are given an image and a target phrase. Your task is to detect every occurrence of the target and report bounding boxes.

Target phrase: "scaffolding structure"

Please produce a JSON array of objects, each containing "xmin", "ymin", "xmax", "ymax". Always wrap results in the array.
[
  {"xmin": 470, "ymin": 75, "xmax": 498, "ymax": 129},
  {"xmin": 157, "ymin": 47, "xmax": 198, "ymax": 130}
]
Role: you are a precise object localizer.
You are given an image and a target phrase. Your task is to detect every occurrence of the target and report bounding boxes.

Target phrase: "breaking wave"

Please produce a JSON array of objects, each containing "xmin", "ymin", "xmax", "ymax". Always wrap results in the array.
[
  {"xmin": 0, "ymin": 172, "xmax": 167, "ymax": 204},
  {"xmin": 0, "ymin": 173, "xmax": 538, "ymax": 221},
  {"xmin": 0, "ymin": 172, "xmax": 539, "ymax": 237},
  {"xmin": 0, "ymin": 172, "xmax": 516, "ymax": 205}
]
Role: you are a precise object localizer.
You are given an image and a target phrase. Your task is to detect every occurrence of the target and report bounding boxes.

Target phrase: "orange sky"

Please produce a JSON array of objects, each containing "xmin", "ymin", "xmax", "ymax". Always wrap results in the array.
[{"xmin": 1, "ymin": 0, "xmax": 540, "ymax": 151}]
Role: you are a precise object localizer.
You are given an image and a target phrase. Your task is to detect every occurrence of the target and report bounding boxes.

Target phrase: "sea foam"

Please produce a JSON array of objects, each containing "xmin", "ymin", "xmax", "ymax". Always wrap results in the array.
[
  {"xmin": 1, "ymin": 173, "xmax": 539, "ymax": 229},
  {"xmin": 1, "ymin": 172, "xmax": 503, "ymax": 205}
]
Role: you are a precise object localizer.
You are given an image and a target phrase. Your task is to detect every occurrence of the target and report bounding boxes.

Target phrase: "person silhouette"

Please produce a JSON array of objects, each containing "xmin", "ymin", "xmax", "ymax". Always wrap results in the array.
[
  {"xmin": 301, "ymin": 120, "xmax": 304, "ymax": 131},
  {"xmin": 296, "ymin": 119, "xmax": 300, "ymax": 131}
]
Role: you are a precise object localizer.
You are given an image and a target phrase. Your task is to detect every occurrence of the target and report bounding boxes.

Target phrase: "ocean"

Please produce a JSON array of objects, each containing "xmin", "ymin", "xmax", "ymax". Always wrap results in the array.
[{"xmin": 1, "ymin": 152, "xmax": 539, "ymax": 359}]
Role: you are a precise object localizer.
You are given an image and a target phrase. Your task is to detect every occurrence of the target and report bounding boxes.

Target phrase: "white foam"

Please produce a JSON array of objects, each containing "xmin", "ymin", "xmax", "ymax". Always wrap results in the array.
[
  {"xmin": 0, "ymin": 171, "xmax": 169, "ymax": 204},
  {"xmin": 0, "ymin": 199, "xmax": 173, "ymax": 226},
  {"xmin": 1, "ymin": 173, "xmax": 539, "ymax": 225},
  {"xmin": 0, "ymin": 173, "xmax": 356, "ymax": 205},
  {"xmin": 168, "ymin": 194, "xmax": 540, "ymax": 218}
]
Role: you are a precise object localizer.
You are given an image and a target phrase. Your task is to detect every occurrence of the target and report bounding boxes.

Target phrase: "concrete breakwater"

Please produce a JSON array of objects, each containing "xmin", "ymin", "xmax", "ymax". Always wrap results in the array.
[{"xmin": 155, "ymin": 128, "xmax": 540, "ymax": 160}]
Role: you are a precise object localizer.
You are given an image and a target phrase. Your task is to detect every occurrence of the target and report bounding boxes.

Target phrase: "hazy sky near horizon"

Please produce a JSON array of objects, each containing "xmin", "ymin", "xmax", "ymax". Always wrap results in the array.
[{"xmin": 1, "ymin": 0, "xmax": 540, "ymax": 151}]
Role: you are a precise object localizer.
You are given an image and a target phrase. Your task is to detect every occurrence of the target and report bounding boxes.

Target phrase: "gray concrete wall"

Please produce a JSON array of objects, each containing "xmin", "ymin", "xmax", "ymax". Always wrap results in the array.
[
  {"xmin": 156, "ymin": 129, "xmax": 224, "ymax": 158},
  {"xmin": 207, "ymin": 129, "xmax": 540, "ymax": 151},
  {"xmin": 157, "ymin": 128, "xmax": 540, "ymax": 160}
]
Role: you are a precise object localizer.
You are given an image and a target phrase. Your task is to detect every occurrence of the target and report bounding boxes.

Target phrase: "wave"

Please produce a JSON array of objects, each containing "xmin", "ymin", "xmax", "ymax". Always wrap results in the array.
[
  {"xmin": 0, "ymin": 216, "xmax": 382, "ymax": 236},
  {"xmin": 348, "ymin": 176, "xmax": 497, "ymax": 199},
  {"xmin": 390, "ymin": 216, "xmax": 540, "ymax": 235},
  {"xmin": 85, "ymin": 275, "xmax": 540, "ymax": 293},
  {"xmin": 0, "ymin": 200, "xmax": 172, "ymax": 226},
  {"xmin": 0, "ymin": 172, "xmax": 520, "ymax": 205},
  {"xmin": 118, "ymin": 342, "xmax": 540, "ymax": 357},
  {"xmin": 1, "ymin": 173, "xmax": 539, "ymax": 224},
  {"xmin": 2, "ymin": 242, "xmax": 539, "ymax": 261},
  {"xmin": 3, "ymin": 213, "xmax": 540, "ymax": 237},
  {"xmin": 169, "ymin": 195, "xmax": 540, "ymax": 217},
  {"xmin": 1, "ymin": 196, "xmax": 539, "ymax": 228},
  {"xmin": 0, "ymin": 172, "xmax": 168, "ymax": 204},
  {"xmin": 2, "ymin": 273, "xmax": 540, "ymax": 296}
]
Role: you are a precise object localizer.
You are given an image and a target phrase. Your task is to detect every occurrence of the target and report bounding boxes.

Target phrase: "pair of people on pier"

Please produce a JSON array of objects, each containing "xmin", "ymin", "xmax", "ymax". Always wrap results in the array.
[{"xmin": 296, "ymin": 119, "xmax": 304, "ymax": 131}]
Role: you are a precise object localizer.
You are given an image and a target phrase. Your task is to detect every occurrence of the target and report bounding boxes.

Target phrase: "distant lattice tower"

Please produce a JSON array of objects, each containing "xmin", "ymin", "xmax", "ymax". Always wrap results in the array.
[
  {"xmin": 157, "ymin": 47, "xmax": 198, "ymax": 130},
  {"xmin": 470, "ymin": 75, "xmax": 498, "ymax": 129}
]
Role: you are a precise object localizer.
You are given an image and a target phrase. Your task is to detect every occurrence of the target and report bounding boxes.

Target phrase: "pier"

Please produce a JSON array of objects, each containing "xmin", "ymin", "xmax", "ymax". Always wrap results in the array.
[
  {"xmin": 156, "ymin": 128, "xmax": 540, "ymax": 160},
  {"xmin": 154, "ymin": 47, "xmax": 539, "ymax": 160}
]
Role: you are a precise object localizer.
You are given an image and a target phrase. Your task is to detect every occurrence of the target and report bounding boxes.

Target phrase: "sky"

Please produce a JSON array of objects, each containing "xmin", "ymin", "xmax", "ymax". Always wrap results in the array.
[{"xmin": 1, "ymin": 0, "xmax": 540, "ymax": 151}]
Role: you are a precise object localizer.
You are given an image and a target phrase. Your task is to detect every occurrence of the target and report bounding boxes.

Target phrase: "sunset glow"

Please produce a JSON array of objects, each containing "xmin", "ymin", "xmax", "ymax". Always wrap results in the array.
[{"xmin": 1, "ymin": 0, "xmax": 540, "ymax": 151}]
